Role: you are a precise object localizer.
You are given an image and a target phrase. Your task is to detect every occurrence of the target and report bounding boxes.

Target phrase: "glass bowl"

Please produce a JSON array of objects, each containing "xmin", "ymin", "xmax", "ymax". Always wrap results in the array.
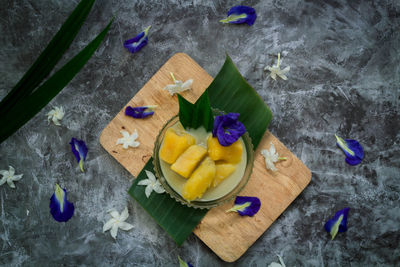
[{"xmin": 153, "ymin": 113, "xmax": 254, "ymax": 209}]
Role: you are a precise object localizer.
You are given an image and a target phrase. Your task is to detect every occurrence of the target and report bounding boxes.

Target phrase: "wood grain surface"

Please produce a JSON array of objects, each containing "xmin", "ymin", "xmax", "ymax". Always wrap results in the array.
[{"xmin": 99, "ymin": 53, "xmax": 311, "ymax": 262}]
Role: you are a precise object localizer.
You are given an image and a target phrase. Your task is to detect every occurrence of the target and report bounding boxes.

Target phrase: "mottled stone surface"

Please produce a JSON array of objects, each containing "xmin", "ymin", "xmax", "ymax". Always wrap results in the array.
[{"xmin": 0, "ymin": 0, "xmax": 399, "ymax": 266}]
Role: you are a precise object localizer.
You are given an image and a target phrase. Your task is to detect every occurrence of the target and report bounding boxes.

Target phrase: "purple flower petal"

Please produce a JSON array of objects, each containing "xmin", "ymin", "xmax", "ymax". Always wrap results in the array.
[
  {"xmin": 212, "ymin": 113, "xmax": 246, "ymax": 146},
  {"xmin": 49, "ymin": 184, "xmax": 74, "ymax": 222},
  {"xmin": 335, "ymin": 135, "xmax": 364, "ymax": 166},
  {"xmin": 125, "ymin": 106, "xmax": 155, "ymax": 119},
  {"xmin": 220, "ymin": 6, "xmax": 257, "ymax": 26},
  {"xmin": 69, "ymin": 138, "xmax": 88, "ymax": 172},
  {"xmin": 226, "ymin": 196, "xmax": 261, "ymax": 217},
  {"xmin": 324, "ymin": 207, "xmax": 350, "ymax": 240},
  {"xmin": 124, "ymin": 26, "xmax": 151, "ymax": 54}
]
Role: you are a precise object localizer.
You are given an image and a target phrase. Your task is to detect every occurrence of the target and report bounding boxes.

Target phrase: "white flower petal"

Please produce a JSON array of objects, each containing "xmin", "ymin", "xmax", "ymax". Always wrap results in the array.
[
  {"xmin": 103, "ymin": 219, "xmax": 115, "ymax": 232},
  {"xmin": 8, "ymin": 166, "xmax": 15, "ymax": 176},
  {"xmin": 269, "ymin": 143, "xmax": 276, "ymax": 154},
  {"xmin": 138, "ymin": 179, "xmax": 151, "ymax": 186},
  {"xmin": 0, "ymin": 177, "xmax": 7, "ymax": 186},
  {"xmin": 7, "ymin": 179, "xmax": 15, "ymax": 188},
  {"xmin": 144, "ymin": 185, "xmax": 152, "ymax": 198},
  {"xmin": 110, "ymin": 224, "xmax": 119, "ymax": 239},
  {"xmin": 12, "ymin": 174, "xmax": 23, "ymax": 181},
  {"xmin": 182, "ymin": 79, "xmax": 193, "ymax": 90},
  {"xmin": 109, "ymin": 210, "xmax": 120, "ymax": 219},
  {"xmin": 153, "ymin": 183, "xmax": 165, "ymax": 194},
  {"xmin": 119, "ymin": 207, "xmax": 129, "ymax": 221},
  {"xmin": 121, "ymin": 130, "xmax": 130, "ymax": 138},
  {"xmin": 145, "ymin": 170, "xmax": 156, "ymax": 182},
  {"xmin": 118, "ymin": 222, "xmax": 134, "ymax": 231}
]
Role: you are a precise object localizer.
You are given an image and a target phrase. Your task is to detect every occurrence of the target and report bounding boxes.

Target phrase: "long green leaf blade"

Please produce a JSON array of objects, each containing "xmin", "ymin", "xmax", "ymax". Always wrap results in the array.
[
  {"xmin": 0, "ymin": 0, "xmax": 95, "ymax": 116},
  {"xmin": 0, "ymin": 19, "xmax": 113, "ymax": 144},
  {"xmin": 207, "ymin": 55, "xmax": 273, "ymax": 149}
]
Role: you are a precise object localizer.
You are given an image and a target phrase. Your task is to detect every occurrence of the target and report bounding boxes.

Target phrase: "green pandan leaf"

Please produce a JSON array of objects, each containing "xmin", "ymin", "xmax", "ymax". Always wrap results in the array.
[
  {"xmin": 0, "ymin": 0, "xmax": 96, "ymax": 117},
  {"xmin": 0, "ymin": 19, "xmax": 113, "ymax": 144},
  {"xmin": 177, "ymin": 89, "xmax": 214, "ymax": 132}
]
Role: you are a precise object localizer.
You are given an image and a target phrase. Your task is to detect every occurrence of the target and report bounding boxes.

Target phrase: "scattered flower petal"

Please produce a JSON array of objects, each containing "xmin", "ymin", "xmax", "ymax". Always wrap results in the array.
[
  {"xmin": 69, "ymin": 138, "xmax": 88, "ymax": 172},
  {"xmin": 335, "ymin": 135, "xmax": 364, "ymax": 165},
  {"xmin": 264, "ymin": 53, "xmax": 290, "ymax": 80},
  {"xmin": 324, "ymin": 207, "xmax": 350, "ymax": 240},
  {"xmin": 163, "ymin": 72, "xmax": 193, "ymax": 95},
  {"xmin": 103, "ymin": 207, "xmax": 134, "ymax": 239},
  {"xmin": 178, "ymin": 256, "xmax": 193, "ymax": 267},
  {"xmin": 226, "ymin": 196, "xmax": 261, "ymax": 217},
  {"xmin": 138, "ymin": 170, "xmax": 165, "ymax": 198},
  {"xmin": 220, "ymin": 6, "xmax": 257, "ymax": 26},
  {"xmin": 0, "ymin": 166, "xmax": 23, "ymax": 188},
  {"xmin": 49, "ymin": 184, "xmax": 74, "ymax": 222},
  {"xmin": 116, "ymin": 130, "xmax": 140, "ymax": 149},
  {"xmin": 124, "ymin": 25, "xmax": 151, "ymax": 54},
  {"xmin": 212, "ymin": 113, "xmax": 246, "ymax": 146},
  {"xmin": 46, "ymin": 106, "xmax": 65, "ymax": 126},
  {"xmin": 268, "ymin": 255, "xmax": 286, "ymax": 267},
  {"xmin": 125, "ymin": 105, "xmax": 157, "ymax": 119},
  {"xmin": 261, "ymin": 143, "xmax": 287, "ymax": 171}
]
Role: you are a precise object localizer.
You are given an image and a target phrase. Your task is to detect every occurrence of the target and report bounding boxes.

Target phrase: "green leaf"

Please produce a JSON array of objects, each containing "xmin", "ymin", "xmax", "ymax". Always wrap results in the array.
[
  {"xmin": 129, "ymin": 55, "xmax": 273, "ymax": 245},
  {"xmin": 177, "ymin": 89, "xmax": 214, "ymax": 132},
  {"xmin": 207, "ymin": 54, "xmax": 273, "ymax": 148},
  {"xmin": 0, "ymin": 19, "xmax": 113, "ymax": 144},
  {"xmin": 0, "ymin": 0, "xmax": 96, "ymax": 117},
  {"xmin": 128, "ymin": 160, "xmax": 207, "ymax": 246}
]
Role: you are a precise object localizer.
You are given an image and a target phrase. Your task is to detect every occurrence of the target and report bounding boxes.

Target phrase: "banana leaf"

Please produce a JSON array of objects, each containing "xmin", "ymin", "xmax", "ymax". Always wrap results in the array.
[
  {"xmin": 0, "ymin": 0, "xmax": 96, "ymax": 117},
  {"xmin": 0, "ymin": 19, "xmax": 113, "ymax": 144},
  {"xmin": 128, "ymin": 54, "xmax": 273, "ymax": 245}
]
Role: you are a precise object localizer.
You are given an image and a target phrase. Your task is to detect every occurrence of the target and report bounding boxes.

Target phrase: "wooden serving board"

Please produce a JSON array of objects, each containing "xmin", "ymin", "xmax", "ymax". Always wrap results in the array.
[{"xmin": 100, "ymin": 53, "xmax": 311, "ymax": 262}]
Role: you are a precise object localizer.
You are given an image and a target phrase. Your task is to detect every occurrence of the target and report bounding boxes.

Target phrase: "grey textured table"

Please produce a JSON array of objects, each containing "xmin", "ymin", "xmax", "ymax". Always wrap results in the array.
[{"xmin": 0, "ymin": 0, "xmax": 399, "ymax": 266}]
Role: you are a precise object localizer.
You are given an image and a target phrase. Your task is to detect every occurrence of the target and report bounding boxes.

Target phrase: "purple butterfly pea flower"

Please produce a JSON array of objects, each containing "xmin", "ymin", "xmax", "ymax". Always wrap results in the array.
[
  {"xmin": 335, "ymin": 135, "xmax": 364, "ymax": 165},
  {"xmin": 125, "ymin": 105, "xmax": 156, "ymax": 119},
  {"xmin": 220, "ymin": 6, "xmax": 257, "ymax": 26},
  {"xmin": 324, "ymin": 207, "xmax": 350, "ymax": 240},
  {"xmin": 124, "ymin": 26, "xmax": 151, "ymax": 54},
  {"xmin": 226, "ymin": 196, "xmax": 261, "ymax": 217},
  {"xmin": 69, "ymin": 138, "xmax": 88, "ymax": 172},
  {"xmin": 49, "ymin": 184, "xmax": 74, "ymax": 222},
  {"xmin": 212, "ymin": 113, "xmax": 246, "ymax": 146}
]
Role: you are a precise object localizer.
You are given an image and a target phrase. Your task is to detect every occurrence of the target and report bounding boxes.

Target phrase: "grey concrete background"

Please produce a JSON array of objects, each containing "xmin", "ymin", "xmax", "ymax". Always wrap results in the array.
[{"xmin": 0, "ymin": 0, "xmax": 399, "ymax": 266}]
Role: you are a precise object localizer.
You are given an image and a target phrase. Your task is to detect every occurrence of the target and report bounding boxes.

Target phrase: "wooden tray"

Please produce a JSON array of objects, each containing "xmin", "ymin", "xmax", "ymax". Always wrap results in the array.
[{"xmin": 99, "ymin": 53, "xmax": 311, "ymax": 262}]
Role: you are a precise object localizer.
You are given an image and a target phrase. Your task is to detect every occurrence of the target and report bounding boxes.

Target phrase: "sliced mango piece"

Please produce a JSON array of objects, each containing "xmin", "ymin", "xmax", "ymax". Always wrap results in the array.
[
  {"xmin": 207, "ymin": 136, "xmax": 243, "ymax": 164},
  {"xmin": 213, "ymin": 163, "xmax": 236, "ymax": 187},
  {"xmin": 160, "ymin": 128, "xmax": 195, "ymax": 164},
  {"xmin": 171, "ymin": 145, "xmax": 207, "ymax": 178},
  {"xmin": 182, "ymin": 157, "xmax": 216, "ymax": 201}
]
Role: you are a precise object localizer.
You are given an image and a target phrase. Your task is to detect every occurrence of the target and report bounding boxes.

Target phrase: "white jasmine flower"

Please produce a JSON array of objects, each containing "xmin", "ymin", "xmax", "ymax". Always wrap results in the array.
[
  {"xmin": 268, "ymin": 255, "xmax": 286, "ymax": 267},
  {"xmin": 46, "ymin": 106, "xmax": 65, "ymax": 126},
  {"xmin": 138, "ymin": 170, "xmax": 165, "ymax": 198},
  {"xmin": 0, "ymin": 166, "xmax": 23, "ymax": 188},
  {"xmin": 116, "ymin": 130, "xmax": 140, "ymax": 149},
  {"xmin": 103, "ymin": 207, "xmax": 134, "ymax": 239},
  {"xmin": 264, "ymin": 53, "xmax": 290, "ymax": 80},
  {"xmin": 261, "ymin": 143, "xmax": 286, "ymax": 172},
  {"xmin": 163, "ymin": 72, "xmax": 193, "ymax": 95}
]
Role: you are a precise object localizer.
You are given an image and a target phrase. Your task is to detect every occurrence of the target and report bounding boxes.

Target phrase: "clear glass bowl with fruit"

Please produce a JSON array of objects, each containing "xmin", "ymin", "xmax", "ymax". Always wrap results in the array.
[{"xmin": 153, "ymin": 112, "xmax": 254, "ymax": 209}]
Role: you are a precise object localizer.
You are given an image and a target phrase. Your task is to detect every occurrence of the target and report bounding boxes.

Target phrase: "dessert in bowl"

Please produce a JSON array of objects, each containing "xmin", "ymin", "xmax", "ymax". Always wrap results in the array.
[{"xmin": 153, "ymin": 113, "xmax": 254, "ymax": 209}]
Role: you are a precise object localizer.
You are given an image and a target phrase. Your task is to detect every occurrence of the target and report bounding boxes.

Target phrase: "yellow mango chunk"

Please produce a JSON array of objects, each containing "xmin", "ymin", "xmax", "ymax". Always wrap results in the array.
[
  {"xmin": 160, "ymin": 128, "xmax": 195, "ymax": 164},
  {"xmin": 213, "ymin": 163, "xmax": 236, "ymax": 187},
  {"xmin": 182, "ymin": 157, "xmax": 216, "ymax": 201},
  {"xmin": 207, "ymin": 136, "xmax": 243, "ymax": 164},
  {"xmin": 171, "ymin": 145, "xmax": 207, "ymax": 178}
]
